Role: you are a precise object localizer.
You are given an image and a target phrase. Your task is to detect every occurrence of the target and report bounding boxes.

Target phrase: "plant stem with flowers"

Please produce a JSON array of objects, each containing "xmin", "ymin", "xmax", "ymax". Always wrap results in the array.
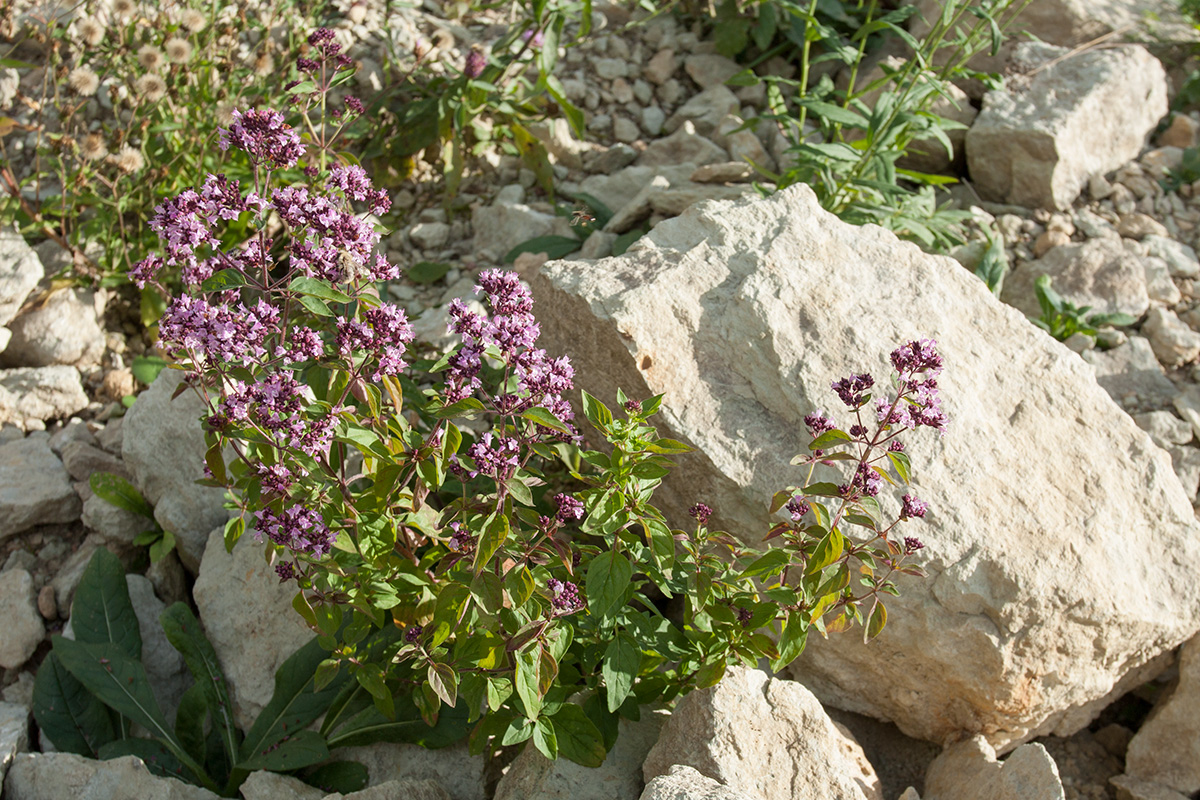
[{"xmin": 129, "ymin": 34, "xmax": 945, "ymax": 765}]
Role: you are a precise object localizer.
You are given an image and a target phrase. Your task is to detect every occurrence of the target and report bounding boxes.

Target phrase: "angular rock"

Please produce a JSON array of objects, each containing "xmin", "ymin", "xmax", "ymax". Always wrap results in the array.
[
  {"xmin": 530, "ymin": 184, "xmax": 1200, "ymax": 750},
  {"xmin": 640, "ymin": 765, "xmax": 754, "ymax": 800},
  {"xmin": 0, "ymin": 289, "xmax": 105, "ymax": 368},
  {"xmin": 1144, "ymin": 235, "xmax": 1200, "ymax": 278},
  {"xmin": 192, "ymin": 527, "xmax": 312, "ymax": 730},
  {"xmin": 1110, "ymin": 775, "xmax": 1191, "ymax": 800},
  {"xmin": 82, "ymin": 491, "xmax": 153, "ymax": 545},
  {"xmin": 691, "ymin": 163, "xmax": 754, "ymax": 183},
  {"xmin": 496, "ymin": 712, "xmax": 666, "ymax": 800},
  {"xmin": 923, "ymin": 736, "xmax": 1064, "ymax": 800},
  {"xmin": 0, "ymin": 436, "xmax": 80, "ymax": 540},
  {"xmin": 1166, "ymin": 445, "xmax": 1200, "ymax": 500},
  {"xmin": 1000, "ymin": 239, "xmax": 1149, "ymax": 322},
  {"xmin": 684, "ymin": 54, "xmax": 740, "ymax": 89},
  {"xmin": 663, "ymin": 86, "xmax": 741, "ymax": 137},
  {"xmin": 0, "ymin": 702, "xmax": 29, "ymax": 787},
  {"xmin": 1144, "ymin": 307, "xmax": 1200, "ymax": 367},
  {"xmin": 410, "ymin": 222, "xmax": 451, "ymax": 250},
  {"xmin": 3, "ymin": 752, "xmax": 219, "ymax": 799},
  {"xmin": 342, "ymin": 780, "xmax": 452, "ymax": 800},
  {"xmin": 121, "ymin": 369, "xmax": 227, "ymax": 572},
  {"xmin": 644, "ymin": 49, "xmax": 678, "ymax": 85},
  {"xmin": 1085, "ymin": 337, "xmax": 1176, "ymax": 408},
  {"xmin": 0, "ymin": 230, "xmax": 43, "ymax": 328},
  {"xmin": 126, "ymin": 575, "xmax": 188, "ymax": 726},
  {"xmin": 50, "ymin": 536, "xmax": 100, "ymax": 614},
  {"xmin": 335, "ymin": 741, "xmax": 486, "ymax": 800},
  {"xmin": 238, "ymin": 770, "xmax": 324, "ymax": 800},
  {"xmin": 1118, "ymin": 213, "xmax": 1170, "ymax": 240},
  {"xmin": 647, "ymin": 184, "xmax": 751, "ymax": 217},
  {"xmin": 712, "ymin": 116, "xmax": 775, "ymax": 172},
  {"xmin": 966, "ymin": 43, "xmax": 1168, "ymax": 210},
  {"xmin": 1124, "ymin": 634, "xmax": 1200, "ymax": 794},
  {"xmin": 1143, "ymin": 256, "xmax": 1180, "ymax": 305},
  {"xmin": 579, "ymin": 165, "xmax": 696, "ymax": 216},
  {"xmin": 0, "ymin": 366, "xmax": 88, "ymax": 427},
  {"xmin": 606, "ymin": 176, "xmax": 671, "ymax": 235},
  {"xmin": 642, "ymin": 668, "xmax": 882, "ymax": 800},
  {"xmin": 0, "ymin": 571, "xmax": 42, "ymax": 669},
  {"xmin": 60, "ymin": 441, "xmax": 129, "ymax": 483},
  {"xmin": 637, "ymin": 122, "xmax": 729, "ymax": 169},
  {"xmin": 1132, "ymin": 411, "xmax": 1193, "ymax": 448},
  {"xmin": 470, "ymin": 202, "xmax": 572, "ymax": 264}
]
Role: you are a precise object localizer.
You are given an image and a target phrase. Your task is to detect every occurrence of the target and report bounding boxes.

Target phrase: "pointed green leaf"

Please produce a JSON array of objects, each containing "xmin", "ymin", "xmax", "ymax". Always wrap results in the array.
[
  {"xmin": 235, "ymin": 729, "xmax": 329, "ymax": 772},
  {"xmin": 174, "ymin": 682, "xmax": 208, "ymax": 764},
  {"xmin": 97, "ymin": 737, "xmax": 189, "ymax": 782},
  {"xmin": 32, "ymin": 651, "xmax": 115, "ymax": 757},
  {"xmin": 586, "ymin": 550, "xmax": 632, "ymax": 619},
  {"xmin": 72, "ymin": 548, "xmax": 142, "ymax": 661},
  {"xmin": 159, "ymin": 603, "xmax": 238, "ymax": 768},
  {"xmin": 601, "ymin": 632, "xmax": 640, "ymax": 712},
  {"xmin": 427, "ymin": 663, "xmax": 458, "ymax": 709}
]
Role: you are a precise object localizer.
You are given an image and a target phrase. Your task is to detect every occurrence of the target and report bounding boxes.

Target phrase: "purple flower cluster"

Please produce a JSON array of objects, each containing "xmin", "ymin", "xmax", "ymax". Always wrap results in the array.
[
  {"xmin": 444, "ymin": 271, "xmax": 577, "ymax": 438},
  {"xmin": 218, "ymin": 109, "xmax": 306, "ymax": 169},
  {"xmin": 554, "ymin": 493, "xmax": 585, "ymax": 523},
  {"xmin": 689, "ymin": 503, "xmax": 713, "ymax": 525},
  {"xmin": 903, "ymin": 536, "xmax": 925, "ymax": 554},
  {"xmin": 804, "ymin": 411, "xmax": 834, "ymax": 437},
  {"xmin": 212, "ymin": 373, "xmax": 337, "ymax": 459},
  {"xmin": 839, "ymin": 462, "xmax": 882, "ymax": 500},
  {"xmin": 275, "ymin": 561, "xmax": 296, "ymax": 582},
  {"xmin": 336, "ymin": 305, "xmax": 414, "ymax": 381},
  {"xmin": 158, "ymin": 295, "xmax": 278, "ymax": 367},
  {"xmin": 446, "ymin": 522, "xmax": 474, "ymax": 553},
  {"xmin": 255, "ymin": 505, "xmax": 335, "ymax": 558},
  {"xmin": 548, "ymin": 579, "xmax": 583, "ymax": 613},
  {"xmin": 623, "ymin": 399, "xmax": 642, "ymax": 416},
  {"xmin": 464, "ymin": 50, "xmax": 486, "ymax": 78},
  {"xmin": 832, "ymin": 373, "xmax": 874, "ymax": 408},
  {"xmin": 272, "ymin": 185, "xmax": 387, "ymax": 282},
  {"xmin": 785, "ymin": 496, "xmax": 809, "ymax": 523},
  {"xmin": 405, "ymin": 625, "xmax": 423, "ymax": 644},
  {"xmin": 901, "ymin": 494, "xmax": 928, "ymax": 519},
  {"xmin": 467, "ymin": 432, "xmax": 520, "ymax": 479},
  {"xmin": 876, "ymin": 340, "xmax": 947, "ymax": 435},
  {"xmin": 326, "ymin": 165, "xmax": 390, "ymax": 216},
  {"xmin": 133, "ymin": 173, "xmax": 262, "ymax": 287}
]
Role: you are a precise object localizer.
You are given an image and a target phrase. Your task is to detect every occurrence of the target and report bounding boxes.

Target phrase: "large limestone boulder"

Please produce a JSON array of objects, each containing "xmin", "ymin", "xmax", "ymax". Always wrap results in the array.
[
  {"xmin": 0, "ymin": 435, "xmax": 81, "ymax": 540},
  {"xmin": 528, "ymin": 184, "xmax": 1200, "ymax": 751},
  {"xmin": 0, "ymin": 289, "xmax": 105, "ymax": 368},
  {"xmin": 640, "ymin": 765, "xmax": 754, "ymax": 800},
  {"xmin": 1000, "ymin": 239, "xmax": 1150, "ymax": 321},
  {"xmin": 0, "ymin": 230, "xmax": 43, "ymax": 328},
  {"xmin": 641, "ymin": 668, "xmax": 883, "ymax": 800},
  {"xmin": 192, "ymin": 527, "xmax": 312, "ymax": 730},
  {"xmin": 966, "ymin": 43, "xmax": 1167, "ymax": 210},
  {"xmin": 121, "ymin": 369, "xmax": 227, "ymax": 572}
]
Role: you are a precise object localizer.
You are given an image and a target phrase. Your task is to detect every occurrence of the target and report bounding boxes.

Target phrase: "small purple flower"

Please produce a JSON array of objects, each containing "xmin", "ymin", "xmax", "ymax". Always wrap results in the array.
[
  {"xmin": 735, "ymin": 606, "xmax": 753, "ymax": 627},
  {"xmin": 901, "ymin": 494, "xmax": 928, "ymax": 519},
  {"xmin": 275, "ymin": 561, "xmax": 296, "ymax": 582},
  {"xmin": 888, "ymin": 440, "xmax": 905, "ymax": 452},
  {"xmin": 464, "ymin": 49, "xmax": 486, "ymax": 78},
  {"xmin": 890, "ymin": 339, "xmax": 943, "ymax": 379},
  {"xmin": 344, "ymin": 95, "xmax": 365, "ymax": 116},
  {"xmin": 785, "ymin": 496, "xmax": 809, "ymax": 523},
  {"xmin": 849, "ymin": 424, "xmax": 868, "ymax": 438},
  {"xmin": 255, "ymin": 505, "xmax": 335, "ymax": 558},
  {"xmin": 903, "ymin": 536, "xmax": 925, "ymax": 554},
  {"xmin": 831, "ymin": 373, "xmax": 874, "ymax": 408},
  {"xmin": 689, "ymin": 503, "xmax": 713, "ymax": 525},
  {"xmin": 554, "ymin": 493, "xmax": 585, "ymax": 523},
  {"xmin": 521, "ymin": 28, "xmax": 545, "ymax": 47},
  {"xmin": 804, "ymin": 411, "xmax": 834, "ymax": 437},
  {"xmin": 548, "ymin": 579, "xmax": 583, "ymax": 613},
  {"xmin": 405, "ymin": 625, "xmax": 424, "ymax": 644},
  {"xmin": 624, "ymin": 399, "xmax": 642, "ymax": 415},
  {"xmin": 447, "ymin": 522, "xmax": 474, "ymax": 553},
  {"xmin": 218, "ymin": 109, "xmax": 306, "ymax": 169},
  {"xmin": 467, "ymin": 433, "xmax": 520, "ymax": 479}
]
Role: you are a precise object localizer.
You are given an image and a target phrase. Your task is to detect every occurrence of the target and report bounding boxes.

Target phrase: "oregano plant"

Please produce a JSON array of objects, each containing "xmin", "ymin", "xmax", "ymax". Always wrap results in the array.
[{"xmin": 131, "ymin": 34, "xmax": 945, "ymax": 766}]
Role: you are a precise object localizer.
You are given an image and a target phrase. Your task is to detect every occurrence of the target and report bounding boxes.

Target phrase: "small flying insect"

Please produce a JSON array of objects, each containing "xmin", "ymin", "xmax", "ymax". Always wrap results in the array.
[{"xmin": 569, "ymin": 204, "xmax": 595, "ymax": 228}]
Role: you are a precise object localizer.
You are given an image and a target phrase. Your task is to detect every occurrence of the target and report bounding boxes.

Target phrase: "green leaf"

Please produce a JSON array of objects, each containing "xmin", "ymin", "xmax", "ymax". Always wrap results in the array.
[
  {"xmin": 532, "ymin": 716, "xmax": 558, "ymax": 760},
  {"xmin": 809, "ymin": 430, "xmax": 852, "ymax": 450},
  {"xmin": 140, "ymin": 289, "xmax": 167, "ymax": 328},
  {"xmin": 770, "ymin": 611, "xmax": 809, "ymax": 672},
  {"xmin": 199, "ymin": 269, "xmax": 247, "ymax": 293},
  {"xmin": 130, "ymin": 356, "xmax": 170, "ymax": 387},
  {"xmin": 427, "ymin": 663, "xmax": 458, "ymax": 709},
  {"xmin": 554, "ymin": 702, "xmax": 607, "ymax": 767},
  {"xmin": 522, "ymin": 406, "xmax": 571, "ymax": 434},
  {"xmin": 580, "ymin": 390, "xmax": 613, "ymax": 428},
  {"xmin": 174, "ymin": 683, "xmax": 208, "ymax": 763},
  {"xmin": 324, "ymin": 694, "xmax": 470, "ymax": 749},
  {"xmin": 805, "ymin": 528, "xmax": 844, "ymax": 576},
  {"xmin": 236, "ymin": 729, "xmax": 329, "ymax": 772},
  {"xmin": 473, "ymin": 513, "xmax": 509, "ymax": 574},
  {"xmin": 797, "ymin": 98, "xmax": 869, "ymax": 128},
  {"xmin": 32, "ymin": 652, "xmax": 116, "ymax": 757},
  {"xmin": 289, "ymin": 276, "xmax": 353, "ymax": 304},
  {"xmin": 159, "ymin": 604, "xmax": 238, "ymax": 768},
  {"xmin": 515, "ymin": 649, "xmax": 542, "ymax": 720},
  {"xmin": 503, "ymin": 235, "xmax": 582, "ymax": 263},
  {"xmin": 89, "ymin": 473, "xmax": 155, "ymax": 520},
  {"xmin": 300, "ymin": 761, "xmax": 369, "ymax": 794},
  {"xmin": 587, "ymin": 551, "xmax": 632, "ymax": 620},
  {"xmin": 739, "ymin": 548, "xmax": 791, "ymax": 580},
  {"xmin": 52, "ymin": 638, "xmax": 211, "ymax": 789},
  {"xmin": 886, "ymin": 451, "xmax": 911, "ymax": 483},
  {"xmin": 240, "ymin": 637, "xmax": 349, "ymax": 764},
  {"xmin": 865, "ymin": 601, "xmax": 887, "ymax": 642},
  {"xmin": 97, "ymin": 738, "xmax": 187, "ymax": 781},
  {"xmin": 298, "ymin": 295, "xmax": 333, "ymax": 317},
  {"xmin": 72, "ymin": 548, "xmax": 142, "ymax": 661},
  {"xmin": 601, "ymin": 632, "xmax": 641, "ymax": 712},
  {"xmin": 409, "ymin": 261, "xmax": 451, "ymax": 284}
]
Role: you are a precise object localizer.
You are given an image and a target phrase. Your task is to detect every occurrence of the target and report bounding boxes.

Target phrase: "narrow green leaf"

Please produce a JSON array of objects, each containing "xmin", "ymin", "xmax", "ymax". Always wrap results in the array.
[
  {"xmin": 289, "ymin": 276, "xmax": 353, "ymax": 304},
  {"xmin": 159, "ymin": 604, "xmax": 238, "ymax": 768},
  {"xmin": 72, "ymin": 548, "xmax": 142, "ymax": 661},
  {"xmin": 32, "ymin": 652, "xmax": 116, "ymax": 757},
  {"xmin": 236, "ymin": 729, "xmax": 329, "ymax": 772},
  {"xmin": 89, "ymin": 473, "xmax": 155, "ymax": 519},
  {"xmin": 601, "ymin": 632, "xmax": 640, "ymax": 712}
]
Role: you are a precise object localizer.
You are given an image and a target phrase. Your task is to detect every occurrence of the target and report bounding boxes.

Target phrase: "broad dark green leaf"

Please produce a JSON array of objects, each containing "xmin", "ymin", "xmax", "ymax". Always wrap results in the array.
[
  {"xmin": 473, "ymin": 513, "xmax": 509, "ymax": 574},
  {"xmin": 601, "ymin": 632, "xmax": 640, "ymax": 712},
  {"xmin": 32, "ymin": 651, "xmax": 115, "ymax": 757},
  {"xmin": 159, "ymin": 604, "xmax": 238, "ymax": 768},
  {"xmin": 805, "ymin": 529, "xmax": 844, "ymax": 576},
  {"xmin": 521, "ymin": 406, "xmax": 571, "ymax": 434},
  {"xmin": 130, "ymin": 356, "xmax": 170, "ymax": 387},
  {"xmin": 324, "ymin": 695, "xmax": 470, "ymax": 749},
  {"xmin": 174, "ymin": 682, "xmax": 208, "ymax": 764},
  {"xmin": 409, "ymin": 261, "xmax": 451, "ymax": 284},
  {"xmin": 88, "ymin": 473, "xmax": 154, "ymax": 520},
  {"xmin": 587, "ymin": 551, "xmax": 632, "ymax": 620},
  {"xmin": 289, "ymin": 276, "xmax": 353, "ymax": 304},
  {"xmin": 532, "ymin": 716, "xmax": 558, "ymax": 760},
  {"xmin": 199, "ymin": 269, "xmax": 247, "ymax": 293},
  {"xmin": 739, "ymin": 548, "xmax": 791, "ymax": 580},
  {"xmin": 240, "ymin": 637, "xmax": 349, "ymax": 764},
  {"xmin": 72, "ymin": 548, "xmax": 142, "ymax": 661},
  {"xmin": 301, "ymin": 761, "xmax": 369, "ymax": 794},
  {"xmin": 97, "ymin": 737, "xmax": 189, "ymax": 782},
  {"xmin": 235, "ymin": 729, "xmax": 329, "ymax": 771},
  {"xmin": 514, "ymin": 649, "xmax": 542, "ymax": 720}
]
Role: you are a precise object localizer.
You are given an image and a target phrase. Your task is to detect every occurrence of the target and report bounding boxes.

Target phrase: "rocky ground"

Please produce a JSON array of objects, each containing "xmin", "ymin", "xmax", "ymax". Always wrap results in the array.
[{"xmin": 5, "ymin": 0, "xmax": 1200, "ymax": 799}]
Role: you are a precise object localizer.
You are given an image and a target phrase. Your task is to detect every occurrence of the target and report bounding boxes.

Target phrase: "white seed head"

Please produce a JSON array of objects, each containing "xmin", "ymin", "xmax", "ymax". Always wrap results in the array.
[
  {"xmin": 135, "ymin": 72, "xmax": 166, "ymax": 101},
  {"xmin": 68, "ymin": 66, "xmax": 100, "ymax": 96},
  {"xmin": 164, "ymin": 37, "xmax": 191, "ymax": 63},
  {"xmin": 111, "ymin": 145, "xmax": 145, "ymax": 173},
  {"xmin": 80, "ymin": 133, "xmax": 109, "ymax": 161},
  {"xmin": 137, "ymin": 44, "xmax": 163, "ymax": 70}
]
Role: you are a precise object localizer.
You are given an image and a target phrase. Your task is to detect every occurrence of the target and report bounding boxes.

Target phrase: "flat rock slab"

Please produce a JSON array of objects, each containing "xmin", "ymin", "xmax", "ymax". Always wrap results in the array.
[
  {"xmin": 966, "ymin": 42, "xmax": 1167, "ymax": 210},
  {"xmin": 3, "ymin": 752, "xmax": 219, "ymax": 799},
  {"xmin": 529, "ymin": 184, "xmax": 1200, "ymax": 751},
  {"xmin": 0, "ymin": 366, "xmax": 88, "ymax": 428},
  {"xmin": 0, "ymin": 435, "xmax": 80, "ymax": 540}
]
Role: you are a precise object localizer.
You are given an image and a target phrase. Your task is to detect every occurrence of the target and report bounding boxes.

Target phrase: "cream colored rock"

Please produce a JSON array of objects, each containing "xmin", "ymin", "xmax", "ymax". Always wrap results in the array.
[
  {"xmin": 1110, "ymin": 774, "xmax": 1192, "ymax": 800},
  {"xmin": 192, "ymin": 527, "xmax": 312, "ymax": 730},
  {"xmin": 641, "ymin": 668, "xmax": 882, "ymax": 800},
  {"xmin": 924, "ymin": 736, "xmax": 1064, "ymax": 800},
  {"xmin": 640, "ymin": 765, "xmax": 754, "ymax": 800},
  {"xmin": 3, "ymin": 752, "xmax": 219, "ymax": 799},
  {"xmin": 0, "ymin": 288, "xmax": 105, "ymax": 369},
  {"xmin": 966, "ymin": 43, "xmax": 1168, "ymax": 210},
  {"xmin": 335, "ymin": 741, "xmax": 486, "ymax": 800},
  {"xmin": 332, "ymin": 779, "xmax": 451, "ymax": 800},
  {"xmin": 530, "ymin": 184, "xmax": 1200, "ymax": 751},
  {"xmin": 1000, "ymin": 238, "xmax": 1150, "ymax": 320},
  {"xmin": 239, "ymin": 770, "xmax": 324, "ymax": 800},
  {"xmin": 1124, "ymin": 634, "xmax": 1200, "ymax": 794}
]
